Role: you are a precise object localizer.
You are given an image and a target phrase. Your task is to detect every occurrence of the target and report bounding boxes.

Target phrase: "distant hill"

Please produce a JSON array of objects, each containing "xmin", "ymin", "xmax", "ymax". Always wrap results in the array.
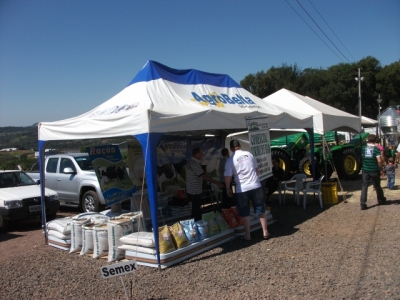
[{"xmin": 0, "ymin": 126, "xmax": 131, "ymax": 151}]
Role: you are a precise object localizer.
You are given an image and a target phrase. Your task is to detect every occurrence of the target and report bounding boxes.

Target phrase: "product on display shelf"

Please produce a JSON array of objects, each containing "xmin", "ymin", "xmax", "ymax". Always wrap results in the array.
[
  {"xmin": 69, "ymin": 217, "xmax": 91, "ymax": 253},
  {"xmin": 168, "ymin": 222, "xmax": 189, "ymax": 249},
  {"xmin": 180, "ymin": 219, "xmax": 200, "ymax": 244},
  {"xmin": 158, "ymin": 225, "xmax": 176, "ymax": 254},
  {"xmin": 230, "ymin": 207, "xmax": 242, "ymax": 226},
  {"xmin": 221, "ymin": 208, "xmax": 239, "ymax": 228},
  {"xmin": 214, "ymin": 211, "xmax": 231, "ymax": 231},
  {"xmin": 202, "ymin": 212, "xmax": 220, "ymax": 236},
  {"xmin": 119, "ymin": 231, "xmax": 155, "ymax": 248},
  {"xmin": 92, "ymin": 223, "xmax": 109, "ymax": 259},
  {"xmin": 80, "ymin": 224, "xmax": 96, "ymax": 256},
  {"xmin": 195, "ymin": 220, "xmax": 209, "ymax": 240}
]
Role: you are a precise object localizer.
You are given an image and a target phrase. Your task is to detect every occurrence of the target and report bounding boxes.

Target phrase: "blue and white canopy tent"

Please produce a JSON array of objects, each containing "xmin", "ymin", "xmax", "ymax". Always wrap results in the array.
[{"xmin": 38, "ymin": 61, "xmax": 313, "ymax": 267}]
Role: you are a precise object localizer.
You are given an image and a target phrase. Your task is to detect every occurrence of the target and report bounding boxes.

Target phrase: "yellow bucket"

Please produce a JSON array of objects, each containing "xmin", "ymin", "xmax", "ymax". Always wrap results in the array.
[{"xmin": 321, "ymin": 182, "xmax": 338, "ymax": 204}]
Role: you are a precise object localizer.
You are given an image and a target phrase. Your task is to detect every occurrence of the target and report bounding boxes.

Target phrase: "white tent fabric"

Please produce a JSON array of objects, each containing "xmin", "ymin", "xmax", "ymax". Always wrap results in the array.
[
  {"xmin": 263, "ymin": 89, "xmax": 361, "ymax": 135},
  {"xmin": 361, "ymin": 116, "xmax": 378, "ymax": 127},
  {"xmin": 39, "ymin": 64, "xmax": 313, "ymax": 141},
  {"xmin": 37, "ymin": 61, "xmax": 315, "ymax": 267}
]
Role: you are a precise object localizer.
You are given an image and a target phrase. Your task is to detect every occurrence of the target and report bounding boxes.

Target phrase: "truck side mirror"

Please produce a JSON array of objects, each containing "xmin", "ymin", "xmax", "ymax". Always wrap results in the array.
[{"xmin": 63, "ymin": 167, "xmax": 76, "ymax": 174}]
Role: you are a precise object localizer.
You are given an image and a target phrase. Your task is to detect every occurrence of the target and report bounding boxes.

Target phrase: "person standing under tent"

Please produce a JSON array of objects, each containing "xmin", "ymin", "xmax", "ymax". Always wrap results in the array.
[
  {"xmin": 264, "ymin": 158, "xmax": 285, "ymax": 204},
  {"xmin": 224, "ymin": 139, "xmax": 270, "ymax": 241},
  {"xmin": 185, "ymin": 147, "xmax": 224, "ymax": 221},
  {"xmin": 219, "ymin": 148, "xmax": 235, "ymax": 209},
  {"xmin": 360, "ymin": 134, "xmax": 386, "ymax": 210}
]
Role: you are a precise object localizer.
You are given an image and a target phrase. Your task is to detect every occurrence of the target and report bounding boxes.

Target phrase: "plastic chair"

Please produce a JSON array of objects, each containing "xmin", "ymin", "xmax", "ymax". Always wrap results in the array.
[
  {"xmin": 281, "ymin": 174, "xmax": 307, "ymax": 205},
  {"xmin": 302, "ymin": 175, "xmax": 325, "ymax": 209}
]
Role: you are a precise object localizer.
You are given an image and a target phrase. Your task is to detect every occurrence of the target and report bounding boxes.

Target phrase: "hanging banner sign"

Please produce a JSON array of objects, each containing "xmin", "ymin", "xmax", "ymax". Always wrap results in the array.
[
  {"xmin": 87, "ymin": 145, "xmax": 137, "ymax": 206},
  {"xmin": 100, "ymin": 260, "xmax": 138, "ymax": 279},
  {"xmin": 246, "ymin": 116, "xmax": 272, "ymax": 181}
]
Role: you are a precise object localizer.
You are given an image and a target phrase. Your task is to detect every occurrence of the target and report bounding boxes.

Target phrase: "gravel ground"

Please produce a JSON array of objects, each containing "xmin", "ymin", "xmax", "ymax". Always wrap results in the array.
[{"xmin": 1, "ymin": 172, "xmax": 400, "ymax": 300}]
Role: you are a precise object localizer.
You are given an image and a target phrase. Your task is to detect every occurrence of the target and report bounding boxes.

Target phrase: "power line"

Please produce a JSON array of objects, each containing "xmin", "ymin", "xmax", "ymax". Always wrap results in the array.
[
  {"xmin": 308, "ymin": 0, "xmax": 356, "ymax": 62},
  {"xmin": 284, "ymin": 0, "xmax": 344, "ymax": 62},
  {"xmin": 295, "ymin": 0, "xmax": 352, "ymax": 63}
]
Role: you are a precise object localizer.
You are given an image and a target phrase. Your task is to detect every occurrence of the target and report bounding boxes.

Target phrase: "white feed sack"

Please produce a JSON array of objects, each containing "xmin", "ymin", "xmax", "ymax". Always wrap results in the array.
[
  {"xmin": 80, "ymin": 224, "xmax": 96, "ymax": 256},
  {"xmin": 107, "ymin": 216, "xmax": 136, "ymax": 262},
  {"xmin": 120, "ymin": 231, "xmax": 155, "ymax": 248},
  {"xmin": 69, "ymin": 217, "xmax": 91, "ymax": 253},
  {"xmin": 48, "ymin": 230, "xmax": 71, "ymax": 240},
  {"xmin": 47, "ymin": 217, "xmax": 73, "ymax": 235},
  {"xmin": 93, "ymin": 224, "xmax": 109, "ymax": 259},
  {"xmin": 120, "ymin": 211, "xmax": 146, "ymax": 232}
]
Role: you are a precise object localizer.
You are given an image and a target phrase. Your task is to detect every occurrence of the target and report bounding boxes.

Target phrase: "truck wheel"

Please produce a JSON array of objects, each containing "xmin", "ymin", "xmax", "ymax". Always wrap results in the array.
[
  {"xmin": 298, "ymin": 157, "xmax": 312, "ymax": 177},
  {"xmin": 334, "ymin": 148, "xmax": 360, "ymax": 180},
  {"xmin": 271, "ymin": 150, "xmax": 291, "ymax": 180},
  {"xmin": 82, "ymin": 191, "xmax": 103, "ymax": 212}
]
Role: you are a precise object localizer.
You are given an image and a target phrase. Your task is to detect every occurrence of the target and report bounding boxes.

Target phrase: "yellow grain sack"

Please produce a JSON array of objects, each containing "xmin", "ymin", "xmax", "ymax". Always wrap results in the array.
[{"xmin": 168, "ymin": 222, "xmax": 189, "ymax": 249}]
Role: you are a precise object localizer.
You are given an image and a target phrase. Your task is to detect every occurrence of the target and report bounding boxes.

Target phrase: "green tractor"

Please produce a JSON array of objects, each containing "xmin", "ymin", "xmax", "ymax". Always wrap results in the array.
[
  {"xmin": 299, "ymin": 132, "xmax": 369, "ymax": 180},
  {"xmin": 270, "ymin": 132, "xmax": 309, "ymax": 180},
  {"xmin": 271, "ymin": 132, "xmax": 369, "ymax": 180}
]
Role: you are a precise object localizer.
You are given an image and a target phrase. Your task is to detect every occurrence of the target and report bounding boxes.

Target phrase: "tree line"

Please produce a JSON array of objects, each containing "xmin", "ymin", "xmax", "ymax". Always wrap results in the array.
[{"xmin": 240, "ymin": 56, "xmax": 400, "ymax": 119}]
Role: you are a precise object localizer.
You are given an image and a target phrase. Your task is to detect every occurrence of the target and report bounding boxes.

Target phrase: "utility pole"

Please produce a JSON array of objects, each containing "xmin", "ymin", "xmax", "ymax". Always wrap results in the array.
[
  {"xmin": 355, "ymin": 68, "xmax": 364, "ymax": 128},
  {"xmin": 377, "ymin": 94, "xmax": 382, "ymax": 137}
]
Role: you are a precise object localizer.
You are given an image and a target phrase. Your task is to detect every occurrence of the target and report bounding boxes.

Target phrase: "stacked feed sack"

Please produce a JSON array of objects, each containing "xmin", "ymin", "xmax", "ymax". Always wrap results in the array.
[
  {"xmin": 118, "ymin": 231, "xmax": 157, "ymax": 255},
  {"xmin": 47, "ymin": 218, "xmax": 73, "ymax": 250}
]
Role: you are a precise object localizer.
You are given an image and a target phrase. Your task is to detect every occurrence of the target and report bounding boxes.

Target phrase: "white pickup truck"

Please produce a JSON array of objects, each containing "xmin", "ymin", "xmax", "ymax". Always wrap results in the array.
[
  {"xmin": 0, "ymin": 170, "xmax": 60, "ymax": 230},
  {"xmin": 27, "ymin": 153, "xmax": 106, "ymax": 212}
]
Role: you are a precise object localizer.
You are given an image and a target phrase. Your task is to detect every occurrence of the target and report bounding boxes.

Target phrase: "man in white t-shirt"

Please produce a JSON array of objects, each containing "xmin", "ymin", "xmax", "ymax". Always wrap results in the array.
[{"xmin": 224, "ymin": 139, "xmax": 270, "ymax": 241}]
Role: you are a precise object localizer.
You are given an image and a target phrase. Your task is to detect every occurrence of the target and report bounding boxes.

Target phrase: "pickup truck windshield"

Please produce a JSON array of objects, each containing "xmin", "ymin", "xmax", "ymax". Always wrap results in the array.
[
  {"xmin": 74, "ymin": 156, "xmax": 93, "ymax": 171},
  {"xmin": 0, "ymin": 171, "xmax": 36, "ymax": 188}
]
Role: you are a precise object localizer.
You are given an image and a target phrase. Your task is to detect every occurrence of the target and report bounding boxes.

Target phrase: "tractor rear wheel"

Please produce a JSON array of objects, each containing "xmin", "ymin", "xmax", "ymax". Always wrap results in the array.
[
  {"xmin": 271, "ymin": 150, "xmax": 291, "ymax": 180},
  {"xmin": 298, "ymin": 157, "xmax": 312, "ymax": 177},
  {"xmin": 334, "ymin": 148, "xmax": 360, "ymax": 180}
]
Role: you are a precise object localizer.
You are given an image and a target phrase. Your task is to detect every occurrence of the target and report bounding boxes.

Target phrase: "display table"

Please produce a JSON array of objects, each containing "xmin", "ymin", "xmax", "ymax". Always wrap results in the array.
[{"xmin": 125, "ymin": 228, "xmax": 236, "ymax": 269}]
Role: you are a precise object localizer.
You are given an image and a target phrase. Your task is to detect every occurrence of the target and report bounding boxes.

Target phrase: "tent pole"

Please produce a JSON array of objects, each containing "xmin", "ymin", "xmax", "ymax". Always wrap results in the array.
[
  {"xmin": 39, "ymin": 140, "xmax": 50, "ymax": 244},
  {"xmin": 305, "ymin": 128, "xmax": 316, "ymax": 181},
  {"xmin": 136, "ymin": 132, "xmax": 163, "ymax": 268}
]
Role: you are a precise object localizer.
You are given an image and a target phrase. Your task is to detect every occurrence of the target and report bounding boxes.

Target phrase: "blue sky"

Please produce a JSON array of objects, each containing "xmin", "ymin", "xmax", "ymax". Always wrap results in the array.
[{"xmin": 0, "ymin": 0, "xmax": 399, "ymax": 127}]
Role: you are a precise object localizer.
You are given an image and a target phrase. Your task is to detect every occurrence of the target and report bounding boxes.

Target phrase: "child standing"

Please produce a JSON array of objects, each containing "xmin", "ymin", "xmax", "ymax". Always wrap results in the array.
[{"xmin": 384, "ymin": 157, "xmax": 398, "ymax": 190}]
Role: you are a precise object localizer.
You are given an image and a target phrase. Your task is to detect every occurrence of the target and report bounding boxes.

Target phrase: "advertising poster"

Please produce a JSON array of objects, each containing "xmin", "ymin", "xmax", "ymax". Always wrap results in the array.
[
  {"xmin": 125, "ymin": 136, "xmax": 222, "ymax": 194},
  {"xmin": 156, "ymin": 136, "xmax": 189, "ymax": 192},
  {"xmin": 247, "ymin": 117, "xmax": 272, "ymax": 181},
  {"xmin": 126, "ymin": 141, "xmax": 145, "ymax": 189},
  {"xmin": 190, "ymin": 137, "xmax": 221, "ymax": 176},
  {"xmin": 87, "ymin": 145, "xmax": 137, "ymax": 206}
]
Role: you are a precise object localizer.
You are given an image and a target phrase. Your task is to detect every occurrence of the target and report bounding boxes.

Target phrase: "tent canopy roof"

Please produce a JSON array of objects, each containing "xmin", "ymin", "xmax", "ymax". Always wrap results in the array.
[
  {"xmin": 263, "ymin": 89, "xmax": 361, "ymax": 134},
  {"xmin": 39, "ymin": 61, "xmax": 313, "ymax": 141}
]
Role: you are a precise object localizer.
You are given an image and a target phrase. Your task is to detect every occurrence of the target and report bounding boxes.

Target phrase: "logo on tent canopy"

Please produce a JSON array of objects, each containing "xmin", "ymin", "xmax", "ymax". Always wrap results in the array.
[{"xmin": 190, "ymin": 92, "xmax": 257, "ymax": 108}]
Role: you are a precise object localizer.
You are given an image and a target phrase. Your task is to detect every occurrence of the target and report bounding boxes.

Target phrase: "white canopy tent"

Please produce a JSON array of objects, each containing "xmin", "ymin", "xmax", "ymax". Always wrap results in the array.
[
  {"xmin": 361, "ymin": 116, "xmax": 378, "ymax": 127},
  {"xmin": 263, "ymin": 89, "xmax": 361, "ymax": 135},
  {"xmin": 37, "ymin": 61, "xmax": 314, "ymax": 267}
]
